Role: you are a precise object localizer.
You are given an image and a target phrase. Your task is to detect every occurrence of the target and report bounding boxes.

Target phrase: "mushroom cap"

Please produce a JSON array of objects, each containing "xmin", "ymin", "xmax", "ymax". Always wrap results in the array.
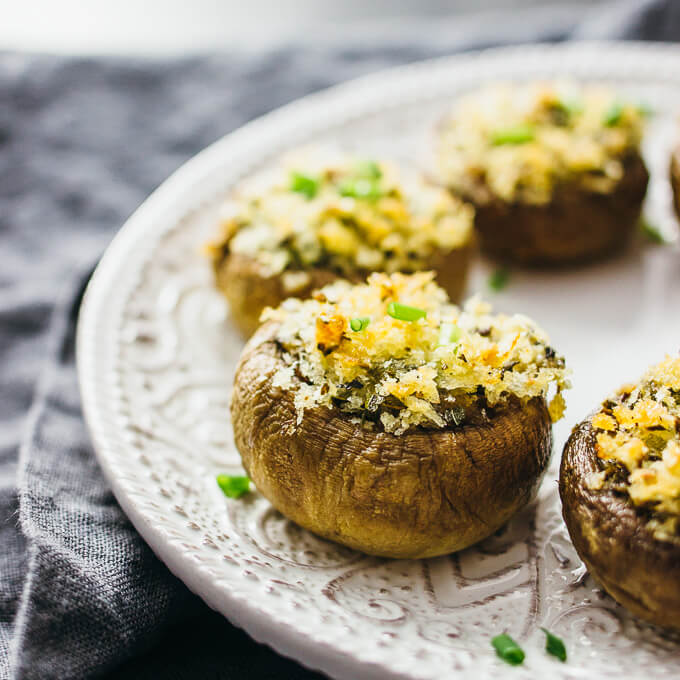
[
  {"xmin": 231, "ymin": 321, "xmax": 552, "ymax": 558},
  {"xmin": 216, "ymin": 243, "xmax": 472, "ymax": 338},
  {"xmin": 560, "ymin": 418, "xmax": 680, "ymax": 629},
  {"xmin": 462, "ymin": 152, "xmax": 648, "ymax": 266}
]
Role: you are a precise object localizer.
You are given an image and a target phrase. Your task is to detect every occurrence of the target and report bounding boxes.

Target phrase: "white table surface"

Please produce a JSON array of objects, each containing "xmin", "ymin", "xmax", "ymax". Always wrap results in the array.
[{"xmin": 0, "ymin": 0, "xmax": 604, "ymax": 55}]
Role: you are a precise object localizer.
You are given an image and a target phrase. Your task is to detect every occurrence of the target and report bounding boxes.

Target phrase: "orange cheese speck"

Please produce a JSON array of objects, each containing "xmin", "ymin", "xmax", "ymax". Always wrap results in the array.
[
  {"xmin": 592, "ymin": 412, "xmax": 617, "ymax": 431},
  {"xmin": 315, "ymin": 313, "xmax": 346, "ymax": 353}
]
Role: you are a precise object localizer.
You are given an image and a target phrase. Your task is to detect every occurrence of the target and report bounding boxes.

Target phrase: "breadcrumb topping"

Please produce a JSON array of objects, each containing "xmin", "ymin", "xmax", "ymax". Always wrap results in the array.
[
  {"xmin": 206, "ymin": 151, "xmax": 473, "ymax": 278},
  {"xmin": 263, "ymin": 272, "xmax": 569, "ymax": 435},
  {"xmin": 437, "ymin": 82, "xmax": 646, "ymax": 205},
  {"xmin": 590, "ymin": 357, "xmax": 680, "ymax": 542}
]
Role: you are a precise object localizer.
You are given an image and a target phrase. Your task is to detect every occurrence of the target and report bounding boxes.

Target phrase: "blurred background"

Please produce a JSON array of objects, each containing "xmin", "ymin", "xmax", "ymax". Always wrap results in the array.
[{"xmin": 1, "ymin": 0, "xmax": 611, "ymax": 54}]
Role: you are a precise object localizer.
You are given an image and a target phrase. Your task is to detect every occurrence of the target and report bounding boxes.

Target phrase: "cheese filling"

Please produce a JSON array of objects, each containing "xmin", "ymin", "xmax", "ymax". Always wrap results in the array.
[
  {"xmin": 437, "ymin": 82, "xmax": 646, "ymax": 205},
  {"xmin": 206, "ymin": 152, "xmax": 474, "ymax": 278},
  {"xmin": 590, "ymin": 357, "xmax": 680, "ymax": 541},
  {"xmin": 263, "ymin": 271, "xmax": 570, "ymax": 435}
]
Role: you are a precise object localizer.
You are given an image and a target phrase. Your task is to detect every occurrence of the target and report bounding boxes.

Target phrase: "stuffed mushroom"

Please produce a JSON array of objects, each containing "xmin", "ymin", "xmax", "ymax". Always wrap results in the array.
[
  {"xmin": 205, "ymin": 153, "xmax": 474, "ymax": 336},
  {"xmin": 436, "ymin": 82, "xmax": 649, "ymax": 265},
  {"xmin": 560, "ymin": 356, "xmax": 680, "ymax": 629},
  {"xmin": 231, "ymin": 271, "xmax": 570, "ymax": 558}
]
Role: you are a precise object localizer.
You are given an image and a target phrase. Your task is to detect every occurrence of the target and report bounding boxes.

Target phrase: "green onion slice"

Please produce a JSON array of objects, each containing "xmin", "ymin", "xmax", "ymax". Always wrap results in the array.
[
  {"xmin": 491, "ymin": 634, "xmax": 525, "ymax": 666},
  {"xmin": 640, "ymin": 218, "xmax": 665, "ymax": 244},
  {"xmin": 603, "ymin": 101, "xmax": 624, "ymax": 126},
  {"xmin": 290, "ymin": 171, "xmax": 319, "ymax": 199},
  {"xmin": 355, "ymin": 160, "xmax": 382, "ymax": 179},
  {"xmin": 541, "ymin": 628, "xmax": 567, "ymax": 662},
  {"xmin": 491, "ymin": 124, "xmax": 535, "ymax": 145},
  {"xmin": 438, "ymin": 322, "xmax": 461, "ymax": 346},
  {"xmin": 339, "ymin": 177, "xmax": 382, "ymax": 201},
  {"xmin": 387, "ymin": 302, "xmax": 426, "ymax": 322},
  {"xmin": 350, "ymin": 317, "xmax": 370, "ymax": 332},
  {"xmin": 488, "ymin": 267, "xmax": 510, "ymax": 292},
  {"xmin": 558, "ymin": 96, "xmax": 584, "ymax": 116},
  {"xmin": 216, "ymin": 474, "xmax": 251, "ymax": 499}
]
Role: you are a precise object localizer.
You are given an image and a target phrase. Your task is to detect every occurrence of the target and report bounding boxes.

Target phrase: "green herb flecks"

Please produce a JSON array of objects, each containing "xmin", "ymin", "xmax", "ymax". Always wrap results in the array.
[
  {"xmin": 541, "ymin": 628, "xmax": 567, "ymax": 662},
  {"xmin": 550, "ymin": 97, "xmax": 583, "ymax": 126},
  {"xmin": 640, "ymin": 218, "xmax": 666, "ymax": 244},
  {"xmin": 355, "ymin": 160, "xmax": 382, "ymax": 179},
  {"xmin": 216, "ymin": 474, "xmax": 251, "ymax": 499},
  {"xmin": 290, "ymin": 171, "xmax": 319, "ymax": 199},
  {"xmin": 558, "ymin": 96, "xmax": 584, "ymax": 117},
  {"xmin": 350, "ymin": 317, "xmax": 370, "ymax": 332},
  {"xmin": 491, "ymin": 634, "xmax": 525, "ymax": 666},
  {"xmin": 339, "ymin": 177, "xmax": 383, "ymax": 201},
  {"xmin": 491, "ymin": 124, "xmax": 535, "ymax": 145},
  {"xmin": 387, "ymin": 302, "xmax": 426, "ymax": 322},
  {"xmin": 488, "ymin": 267, "xmax": 510, "ymax": 292},
  {"xmin": 603, "ymin": 101, "xmax": 624, "ymax": 127},
  {"xmin": 438, "ymin": 322, "xmax": 461, "ymax": 346}
]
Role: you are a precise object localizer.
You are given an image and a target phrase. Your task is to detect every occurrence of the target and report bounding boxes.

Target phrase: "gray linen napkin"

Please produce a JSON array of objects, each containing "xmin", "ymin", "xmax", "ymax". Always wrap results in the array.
[{"xmin": 1, "ymin": 1, "xmax": 679, "ymax": 678}]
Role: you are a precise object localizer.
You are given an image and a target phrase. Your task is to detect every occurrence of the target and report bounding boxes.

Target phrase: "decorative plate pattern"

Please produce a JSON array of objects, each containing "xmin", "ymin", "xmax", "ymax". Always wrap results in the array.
[{"xmin": 78, "ymin": 42, "xmax": 680, "ymax": 679}]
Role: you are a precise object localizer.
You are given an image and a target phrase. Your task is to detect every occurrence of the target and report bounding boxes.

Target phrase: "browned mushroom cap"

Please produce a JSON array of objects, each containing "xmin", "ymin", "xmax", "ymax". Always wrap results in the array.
[
  {"xmin": 465, "ymin": 153, "xmax": 648, "ymax": 266},
  {"xmin": 214, "ymin": 253, "xmax": 344, "ymax": 338},
  {"xmin": 231, "ymin": 321, "xmax": 552, "ymax": 559},
  {"xmin": 560, "ymin": 418, "xmax": 680, "ymax": 630},
  {"xmin": 214, "ymin": 243, "xmax": 473, "ymax": 338},
  {"xmin": 670, "ymin": 146, "xmax": 680, "ymax": 221}
]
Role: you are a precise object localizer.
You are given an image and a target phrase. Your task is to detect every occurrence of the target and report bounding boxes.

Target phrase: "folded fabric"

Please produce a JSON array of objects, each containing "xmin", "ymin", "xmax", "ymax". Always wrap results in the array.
[{"xmin": 1, "ymin": 1, "xmax": 679, "ymax": 677}]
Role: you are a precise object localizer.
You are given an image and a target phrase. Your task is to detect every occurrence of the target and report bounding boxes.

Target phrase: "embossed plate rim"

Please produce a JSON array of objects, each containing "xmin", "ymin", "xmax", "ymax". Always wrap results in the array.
[{"xmin": 78, "ymin": 41, "xmax": 680, "ymax": 680}]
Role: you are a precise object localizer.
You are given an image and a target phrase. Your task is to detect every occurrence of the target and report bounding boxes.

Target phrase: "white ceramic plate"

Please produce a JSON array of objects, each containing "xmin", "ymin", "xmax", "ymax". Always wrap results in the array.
[{"xmin": 78, "ymin": 42, "xmax": 680, "ymax": 680}]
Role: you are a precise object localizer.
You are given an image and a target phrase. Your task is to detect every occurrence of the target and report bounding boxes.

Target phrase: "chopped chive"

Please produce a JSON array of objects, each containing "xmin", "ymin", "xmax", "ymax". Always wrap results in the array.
[
  {"xmin": 438, "ymin": 322, "xmax": 461, "ymax": 346},
  {"xmin": 350, "ymin": 317, "xmax": 370, "ymax": 332},
  {"xmin": 640, "ymin": 218, "xmax": 665, "ymax": 244},
  {"xmin": 603, "ymin": 101, "xmax": 624, "ymax": 127},
  {"xmin": 339, "ymin": 177, "xmax": 382, "ymax": 201},
  {"xmin": 558, "ymin": 96, "xmax": 583, "ymax": 117},
  {"xmin": 355, "ymin": 160, "xmax": 382, "ymax": 179},
  {"xmin": 387, "ymin": 302, "xmax": 426, "ymax": 322},
  {"xmin": 216, "ymin": 474, "xmax": 251, "ymax": 499},
  {"xmin": 290, "ymin": 171, "xmax": 319, "ymax": 199},
  {"xmin": 541, "ymin": 628, "xmax": 567, "ymax": 662},
  {"xmin": 490, "ymin": 124, "xmax": 535, "ymax": 145},
  {"xmin": 488, "ymin": 267, "xmax": 510, "ymax": 292},
  {"xmin": 491, "ymin": 634, "xmax": 525, "ymax": 666}
]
